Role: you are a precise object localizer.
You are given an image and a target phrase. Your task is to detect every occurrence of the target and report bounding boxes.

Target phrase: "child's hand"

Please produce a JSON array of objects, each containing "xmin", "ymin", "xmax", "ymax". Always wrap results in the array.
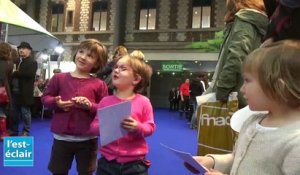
[
  {"xmin": 194, "ymin": 156, "xmax": 215, "ymax": 170},
  {"xmin": 184, "ymin": 156, "xmax": 215, "ymax": 174},
  {"xmin": 122, "ymin": 117, "xmax": 138, "ymax": 132},
  {"xmin": 184, "ymin": 162, "xmax": 201, "ymax": 174},
  {"xmin": 205, "ymin": 169, "xmax": 226, "ymax": 175},
  {"xmin": 71, "ymin": 96, "xmax": 91, "ymax": 110},
  {"xmin": 55, "ymin": 96, "xmax": 74, "ymax": 111}
]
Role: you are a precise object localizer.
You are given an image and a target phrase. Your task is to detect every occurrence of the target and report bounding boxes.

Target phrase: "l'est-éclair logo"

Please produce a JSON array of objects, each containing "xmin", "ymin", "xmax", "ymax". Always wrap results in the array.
[{"xmin": 3, "ymin": 136, "xmax": 34, "ymax": 166}]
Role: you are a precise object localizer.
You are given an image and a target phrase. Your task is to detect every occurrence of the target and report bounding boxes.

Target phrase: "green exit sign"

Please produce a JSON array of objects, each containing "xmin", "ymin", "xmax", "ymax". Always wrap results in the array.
[{"xmin": 161, "ymin": 62, "xmax": 183, "ymax": 72}]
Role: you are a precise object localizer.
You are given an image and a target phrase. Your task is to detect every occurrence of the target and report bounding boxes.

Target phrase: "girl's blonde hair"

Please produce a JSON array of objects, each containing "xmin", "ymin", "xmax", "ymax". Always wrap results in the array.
[
  {"xmin": 121, "ymin": 55, "xmax": 152, "ymax": 93},
  {"xmin": 243, "ymin": 40, "xmax": 300, "ymax": 107},
  {"xmin": 130, "ymin": 50, "xmax": 145, "ymax": 61},
  {"xmin": 72, "ymin": 39, "xmax": 108, "ymax": 73}
]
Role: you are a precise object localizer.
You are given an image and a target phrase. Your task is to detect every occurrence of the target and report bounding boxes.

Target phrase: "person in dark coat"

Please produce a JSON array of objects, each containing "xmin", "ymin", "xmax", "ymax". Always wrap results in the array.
[
  {"xmin": 9, "ymin": 42, "xmax": 37, "ymax": 136},
  {"xmin": 262, "ymin": 0, "xmax": 300, "ymax": 46},
  {"xmin": 168, "ymin": 87, "xmax": 177, "ymax": 111},
  {"xmin": 97, "ymin": 46, "xmax": 127, "ymax": 95},
  {"xmin": 189, "ymin": 75, "xmax": 205, "ymax": 128},
  {"xmin": 0, "ymin": 42, "xmax": 13, "ymax": 140}
]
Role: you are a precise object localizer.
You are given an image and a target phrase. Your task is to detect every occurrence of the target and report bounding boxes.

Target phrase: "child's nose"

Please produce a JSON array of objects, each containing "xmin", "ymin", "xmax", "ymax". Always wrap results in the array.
[
  {"xmin": 82, "ymin": 54, "xmax": 87, "ymax": 59},
  {"xmin": 114, "ymin": 67, "xmax": 120, "ymax": 72},
  {"xmin": 240, "ymin": 84, "xmax": 245, "ymax": 94}
]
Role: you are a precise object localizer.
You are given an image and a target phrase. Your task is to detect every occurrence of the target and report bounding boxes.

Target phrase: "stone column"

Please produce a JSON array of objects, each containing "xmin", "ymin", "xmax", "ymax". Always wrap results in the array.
[
  {"xmin": 26, "ymin": 0, "xmax": 36, "ymax": 19},
  {"xmin": 158, "ymin": 0, "xmax": 171, "ymax": 41},
  {"xmin": 214, "ymin": 0, "xmax": 226, "ymax": 28},
  {"xmin": 79, "ymin": 0, "xmax": 90, "ymax": 32},
  {"xmin": 125, "ymin": 0, "xmax": 137, "ymax": 42},
  {"xmin": 110, "ymin": 0, "xmax": 126, "ymax": 48},
  {"xmin": 176, "ymin": 0, "xmax": 190, "ymax": 41},
  {"xmin": 39, "ymin": 0, "xmax": 48, "ymax": 28}
]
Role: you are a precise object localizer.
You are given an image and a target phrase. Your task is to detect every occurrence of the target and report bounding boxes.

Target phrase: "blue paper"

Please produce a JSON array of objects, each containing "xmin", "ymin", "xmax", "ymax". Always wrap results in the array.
[
  {"xmin": 98, "ymin": 101, "xmax": 131, "ymax": 146},
  {"xmin": 161, "ymin": 143, "xmax": 208, "ymax": 174}
]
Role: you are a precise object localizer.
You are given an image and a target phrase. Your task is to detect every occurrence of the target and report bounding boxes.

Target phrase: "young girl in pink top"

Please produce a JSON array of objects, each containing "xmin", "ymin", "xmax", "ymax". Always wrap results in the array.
[
  {"xmin": 96, "ymin": 54, "xmax": 155, "ymax": 175},
  {"xmin": 41, "ymin": 39, "xmax": 108, "ymax": 175}
]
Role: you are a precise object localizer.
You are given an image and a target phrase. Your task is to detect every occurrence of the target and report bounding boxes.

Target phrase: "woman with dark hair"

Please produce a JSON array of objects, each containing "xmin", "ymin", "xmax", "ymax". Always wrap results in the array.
[{"xmin": 0, "ymin": 43, "xmax": 13, "ymax": 140}]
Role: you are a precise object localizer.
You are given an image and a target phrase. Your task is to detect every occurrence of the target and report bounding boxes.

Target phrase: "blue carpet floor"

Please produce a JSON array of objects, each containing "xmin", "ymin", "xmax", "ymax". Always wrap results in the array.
[{"xmin": 0, "ymin": 109, "xmax": 198, "ymax": 175}]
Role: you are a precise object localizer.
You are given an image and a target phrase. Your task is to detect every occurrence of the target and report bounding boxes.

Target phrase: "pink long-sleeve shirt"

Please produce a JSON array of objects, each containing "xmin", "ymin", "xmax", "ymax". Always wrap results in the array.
[
  {"xmin": 41, "ymin": 73, "xmax": 108, "ymax": 136},
  {"xmin": 97, "ymin": 94, "xmax": 156, "ymax": 163}
]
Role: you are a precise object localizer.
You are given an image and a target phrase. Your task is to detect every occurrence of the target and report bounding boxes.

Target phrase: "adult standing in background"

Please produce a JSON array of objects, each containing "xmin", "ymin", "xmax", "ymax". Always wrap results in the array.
[
  {"xmin": 179, "ymin": 78, "xmax": 190, "ymax": 118},
  {"xmin": 0, "ymin": 43, "xmax": 14, "ymax": 140},
  {"xmin": 9, "ymin": 42, "xmax": 37, "ymax": 136},
  {"xmin": 168, "ymin": 87, "xmax": 177, "ymax": 111},
  {"xmin": 261, "ymin": 0, "xmax": 300, "ymax": 47},
  {"xmin": 97, "ymin": 45, "xmax": 127, "ymax": 95},
  {"xmin": 189, "ymin": 75, "xmax": 205, "ymax": 129},
  {"xmin": 174, "ymin": 87, "xmax": 180, "ymax": 111},
  {"xmin": 204, "ymin": 0, "xmax": 268, "ymax": 109}
]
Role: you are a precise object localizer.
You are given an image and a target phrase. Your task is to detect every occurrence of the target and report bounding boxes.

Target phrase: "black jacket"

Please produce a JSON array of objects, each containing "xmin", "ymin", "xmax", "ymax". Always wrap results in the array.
[
  {"xmin": 189, "ymin": 78, "xmax": 204, "ymax": 100},
  {"xmin": 11, "ymin": 56, "xmax": 37, "ymax": 106}
]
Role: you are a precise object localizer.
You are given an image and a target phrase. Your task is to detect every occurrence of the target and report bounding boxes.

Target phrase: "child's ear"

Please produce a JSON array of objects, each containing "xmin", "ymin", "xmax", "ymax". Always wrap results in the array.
[{"xmin": 132, "ymin": 74, "xmax": 142, "ymax": 85}]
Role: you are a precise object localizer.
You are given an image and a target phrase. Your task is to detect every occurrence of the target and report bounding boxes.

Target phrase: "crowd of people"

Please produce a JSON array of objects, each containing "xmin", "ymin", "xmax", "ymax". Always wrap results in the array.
[
  {"xmin": 168, "ymin": 73, "xmax": 207, "ymax": 129},
  {"xmin": 0, "ymin": 38, "xmax": 155, "ymax": 175},
  {"xmin": 0, "ymin": 41, "xmax": 37, "ymax": 139}
]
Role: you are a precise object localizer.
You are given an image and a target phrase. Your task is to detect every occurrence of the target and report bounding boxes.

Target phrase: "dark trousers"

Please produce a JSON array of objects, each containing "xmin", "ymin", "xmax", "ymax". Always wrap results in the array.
[
  {"xmin": 169, "ymin": 100, "xmax": 175, "ymax": 111},
  {"xmin": 180, "ymin": 96, "xmax": 190, "ymax": 112},
  {"xmin": 174, "ymin": 100, "xmax": 179, "ymax": 111},
  {"xmin": 96, "ymin": 157, "xmax": 149, "ymax": 175},
  {"xmin": 180, "ymin": 96, "xmax": 190, "ymax": 118},
  {"xmin": 31, "ymin": 97, "xmax": 42, "ymax": 118},
  {"xmin": 48, "ymin": 138, "xmax": 98, "ymax": 175},
  {"xmin": 10, "ymin": 94, "xmax": 31, "ymax": 134}
]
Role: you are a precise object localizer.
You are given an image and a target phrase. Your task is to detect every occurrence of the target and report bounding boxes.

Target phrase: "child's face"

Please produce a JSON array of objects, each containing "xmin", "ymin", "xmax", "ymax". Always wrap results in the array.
[
  {"xmin": 74, "ymin": 48, "xmax": 98, "ymax": 73},
  {"xmin": 112, "ymin": 57, "xmax": 137, "ymax": 91},
  {"xmin": 240, "ymin": 72, "xmax": 273, "ymax": 111}
]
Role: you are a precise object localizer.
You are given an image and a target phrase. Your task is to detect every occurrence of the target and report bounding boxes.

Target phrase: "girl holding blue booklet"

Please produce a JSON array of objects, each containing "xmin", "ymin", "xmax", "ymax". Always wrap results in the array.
[
  {"xmin": 80, "ymin": 54, "xmax": 155, "ymax": 175},
  {"xmin": 96, "ymin": 55, "xmax": 155, "ymax": 175}
]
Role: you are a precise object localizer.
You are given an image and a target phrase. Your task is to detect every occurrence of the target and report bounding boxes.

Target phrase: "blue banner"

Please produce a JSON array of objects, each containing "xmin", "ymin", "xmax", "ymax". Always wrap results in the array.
[{"xmin": 3, "ymin": 137, "xmax": 34, "ymax": 166}]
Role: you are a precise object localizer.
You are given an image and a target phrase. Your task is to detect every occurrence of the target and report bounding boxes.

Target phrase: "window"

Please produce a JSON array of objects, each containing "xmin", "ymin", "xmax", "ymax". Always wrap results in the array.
[
  {"xmin": 139, "ymin": 0, "xmax": 156, "ymax": 30},
  {"xmin": 66, "ymin": 11, "xmax": 74, "ymax": 27},
  {"xmin": 192, "ymin": 0, "xmax": 211, "ymax": 28},
  {"xmin": 92, "ymin": 1, "xmax": 108, "ymax": 31},
  {"xmin": 51, "ymin": 4, "xmax": 64, "ymax": 32}
]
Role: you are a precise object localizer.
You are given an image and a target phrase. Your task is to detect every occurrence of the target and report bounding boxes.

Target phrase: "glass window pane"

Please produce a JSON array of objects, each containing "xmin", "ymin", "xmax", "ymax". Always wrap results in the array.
[
  {"xmin": 57, "ymin": 14, "xmax": 63, "ymax": 32},
  {"xmin": 202, "ymin": 6, "xmax": 211, "ymax": 28},
  {"xmin": 93, "ymin": 12, "xmax": 100, "ymax": 31},
  {"xmin": 51, "ymin": 15, "xmax": 58, "ymax": 32},
  {"xmin": 51, "ymin": 4, "xmax": 64, "ymax": 32},
  {"xmin": 148, "ymin": 9, "xmax": 156, "ymax": 30},
  {"xmin": 192, "ymin": 7, "xmax": 201, "ymax": 28},
  {"xmin": 139, "ymin": 9, "xmax": 147, "ymax": 30},
  {"xmin": 66, "ymin": 11, "xmax": 74, "ymax": 27},
  {"xmin": 100, "ymin": 12, "xmax": 107, "ymax": 31}
]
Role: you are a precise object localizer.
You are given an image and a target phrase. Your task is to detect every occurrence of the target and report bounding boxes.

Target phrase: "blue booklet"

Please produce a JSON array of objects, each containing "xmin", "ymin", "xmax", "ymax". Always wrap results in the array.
[
  {"xmin": 97, "ymin": 101, "xmax": 131, "ymax": 146},
  {"xmin": 161, "ymin": 143, "xmax": 208, "ymax": 174}
]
